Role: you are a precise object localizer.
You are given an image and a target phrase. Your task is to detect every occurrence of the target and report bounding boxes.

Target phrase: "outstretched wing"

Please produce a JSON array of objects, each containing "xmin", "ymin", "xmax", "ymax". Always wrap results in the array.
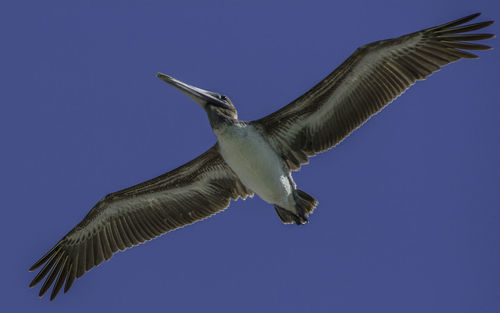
[
  {"xmin": 253, "ymin": 13, "xmax": 494, "ymax": 170},
  {"xmin": 29, "ymin": 144, "xmax": 252, "ymax": 300}
]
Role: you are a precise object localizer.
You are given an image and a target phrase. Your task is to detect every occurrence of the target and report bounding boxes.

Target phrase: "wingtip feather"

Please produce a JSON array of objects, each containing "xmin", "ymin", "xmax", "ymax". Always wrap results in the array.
[
  {"xmin": 28, "ymin": 280, "xmax": 37, "ymax": 288},
  {"xmin": 429, "ymin": 12, "xmax": 484, "ymax": 32}
]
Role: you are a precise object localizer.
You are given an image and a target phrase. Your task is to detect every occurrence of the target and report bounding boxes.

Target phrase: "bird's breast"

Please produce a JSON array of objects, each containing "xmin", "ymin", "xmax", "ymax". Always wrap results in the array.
[{"xmin": 215, "ymin": 124, "xmax": 292, "ymax": 205}]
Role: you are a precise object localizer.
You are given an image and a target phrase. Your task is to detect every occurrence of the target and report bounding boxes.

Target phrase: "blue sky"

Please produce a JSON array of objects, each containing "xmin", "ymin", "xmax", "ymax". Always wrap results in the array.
[{"xmin": 1, "ymin": 1, "xmax": 499, "ymax": 312}]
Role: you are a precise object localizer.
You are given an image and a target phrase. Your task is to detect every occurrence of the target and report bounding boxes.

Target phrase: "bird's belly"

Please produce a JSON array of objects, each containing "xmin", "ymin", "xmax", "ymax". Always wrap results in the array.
[{"xmin": 216, "ymin": 126, "xmax": 292, "ymax": 205}]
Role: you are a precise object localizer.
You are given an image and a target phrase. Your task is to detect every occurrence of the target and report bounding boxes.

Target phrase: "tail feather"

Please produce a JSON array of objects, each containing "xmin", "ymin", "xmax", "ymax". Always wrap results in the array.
[
  {"xmin": 295, "ymin": 189, "xmax": 318, "ymax": 215},
  {"xmin": 274, "ymin": 190, "xmax": 318, "ymax": 225},
  {"xmin": 274, "ymin": 205, "xmax": 298, "ymax": 224}
]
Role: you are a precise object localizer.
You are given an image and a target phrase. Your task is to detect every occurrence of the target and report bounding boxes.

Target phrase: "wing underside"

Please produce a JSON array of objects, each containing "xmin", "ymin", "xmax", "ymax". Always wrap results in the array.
[
  {"xmin": 29, "ymin": 144, "xmax": 252, "ymax": 300},
  {"xmin": 254, "ymin": 13, "xmax": 494, "ymax": 170}
]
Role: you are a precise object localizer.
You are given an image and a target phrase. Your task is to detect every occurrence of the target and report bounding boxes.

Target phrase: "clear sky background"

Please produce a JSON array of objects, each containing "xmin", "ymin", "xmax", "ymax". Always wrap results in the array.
[{"xmin": 1, "ymin": 1, "xmax": 499, "ymax": 312}]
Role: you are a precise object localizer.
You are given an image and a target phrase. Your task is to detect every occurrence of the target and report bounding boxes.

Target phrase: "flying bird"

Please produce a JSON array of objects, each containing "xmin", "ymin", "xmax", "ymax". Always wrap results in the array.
[{"xmin": 29, "ymin": 13, "xmax": 494, "ymax": 300}]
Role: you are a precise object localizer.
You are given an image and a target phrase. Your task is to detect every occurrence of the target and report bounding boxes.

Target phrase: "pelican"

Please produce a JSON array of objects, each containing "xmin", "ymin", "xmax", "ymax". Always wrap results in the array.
[{"xmin": 29, "ymin": 13, "xmax": 494, "ymax": 300}]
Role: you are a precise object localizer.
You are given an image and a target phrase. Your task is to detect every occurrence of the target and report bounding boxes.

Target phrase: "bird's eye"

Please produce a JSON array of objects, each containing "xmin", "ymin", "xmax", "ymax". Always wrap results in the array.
[{"xmin": 220, "ymin": 95, "xmax": 227, "ymax": 101}]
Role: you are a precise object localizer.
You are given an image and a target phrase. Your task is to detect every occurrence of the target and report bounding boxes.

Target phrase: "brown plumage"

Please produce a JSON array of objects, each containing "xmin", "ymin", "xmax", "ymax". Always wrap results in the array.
[
  {"xmin": 29, "ymin": 13, "xmax": 493, "ymax": 300},
  {"xmin": 29, "ymin": 145, "xmax": 252, "ymax": 300},
  {"xmin": 254, "ymin": 13, "xmax": 494, "ymax": 170}
]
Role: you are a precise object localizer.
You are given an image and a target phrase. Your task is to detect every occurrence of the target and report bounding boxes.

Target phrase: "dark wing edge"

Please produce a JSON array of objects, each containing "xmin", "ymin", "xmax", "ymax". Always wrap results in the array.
[
  {"xmin": 28, "ymin": 144, "xmax": 252, "ymax": 300},
  {"xmin": 253, "ymin": 13, "xmax": 494, "ymax": 170}
]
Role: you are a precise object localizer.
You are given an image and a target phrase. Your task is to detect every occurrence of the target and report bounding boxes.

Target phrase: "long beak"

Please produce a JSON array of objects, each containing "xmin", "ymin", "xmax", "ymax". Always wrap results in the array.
[{"xmin": 156, "ymin": 72, "xmax": 230, "ymax": 109}]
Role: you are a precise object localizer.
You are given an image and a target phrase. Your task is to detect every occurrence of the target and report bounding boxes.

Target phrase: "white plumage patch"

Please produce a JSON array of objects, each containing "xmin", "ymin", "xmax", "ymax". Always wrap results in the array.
[{"xmin": 215, "ymin": 123, "xmax": 295, "ymax": 209}]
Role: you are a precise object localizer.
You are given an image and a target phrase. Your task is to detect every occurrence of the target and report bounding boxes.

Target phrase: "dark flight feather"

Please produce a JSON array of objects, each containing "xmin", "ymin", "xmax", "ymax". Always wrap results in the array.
[
  {"xmin": 254, "ymin": 13, "xmax": 494, "ymax": 170},
  {"xmin": 29, "ymin": 144, "xmax": 252, "ymax": 300}
]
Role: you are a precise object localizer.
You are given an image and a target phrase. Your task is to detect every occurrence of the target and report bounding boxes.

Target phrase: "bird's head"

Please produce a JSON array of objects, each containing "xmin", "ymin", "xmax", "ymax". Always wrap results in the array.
[{"xmin": 156, "ymin": 73, "xmax": 238, "ymax": 127}]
